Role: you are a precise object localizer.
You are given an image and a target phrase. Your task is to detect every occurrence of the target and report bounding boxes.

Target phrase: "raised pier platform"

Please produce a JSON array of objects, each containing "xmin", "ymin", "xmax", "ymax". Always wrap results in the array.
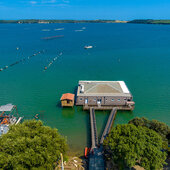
[
  {"xmin": 84, "ymin": 105, "xmax": 133, "ymax": 111},
  {"xmin": 90, "ymin": 107, "xmax": 98, "ymax": 149},
  {"xmin": 100, "ymin": 107, "xmax": 117, "ymax": 144}
]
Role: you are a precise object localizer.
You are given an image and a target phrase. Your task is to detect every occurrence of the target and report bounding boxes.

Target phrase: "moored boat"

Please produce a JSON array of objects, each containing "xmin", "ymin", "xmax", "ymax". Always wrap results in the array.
[{"xmin": 84, "ymin": 45, "xmax": 93, "ymax": 49}]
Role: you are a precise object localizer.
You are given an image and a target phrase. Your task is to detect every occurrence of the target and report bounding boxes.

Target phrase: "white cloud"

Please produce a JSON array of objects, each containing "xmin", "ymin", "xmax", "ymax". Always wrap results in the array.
[
  {"xmin": 26, "ymin": 0, "xmax": 69, "ymax": 7},
  {"xmin": 30, "ymin": 1, "xmax": 38, "ymax": 4},
  {"xmin": 41, "ymin": 0, "xmax": 57, "ymax": 4},
  {"xmin": 62, "ymin": 0, "xmax": 69, "ymax": 3},
  {"xmin": 56, "ymin": 3, "xmax": 68, "ymax": 7}
]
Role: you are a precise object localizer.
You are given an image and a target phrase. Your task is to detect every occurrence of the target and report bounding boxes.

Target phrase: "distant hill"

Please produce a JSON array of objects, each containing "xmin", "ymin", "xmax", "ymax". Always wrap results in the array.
[
  {"xmin": 0, "ymin": 19, "xmax": 127, "ymax": 24},
  {"xmin": 128, "ymin": 19, "xmax": 170, "ymax": 25},
  {"xmin": 1, "ymin": 19, "xmax": 170, "ymax": 25}
]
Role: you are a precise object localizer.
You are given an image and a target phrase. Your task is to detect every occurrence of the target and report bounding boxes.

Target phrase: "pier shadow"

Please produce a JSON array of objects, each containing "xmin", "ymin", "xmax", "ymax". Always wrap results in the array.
[
  {"xmin": 61, "ymin": 107, "xmax": 75, "ymax": 118},
  {"xmin": 73, "ymin": 86, "xmax": 78, "ymax": 103},
  {"xmin": 56, "ymin": 101, "xmax": 62, "ymax": 108}
]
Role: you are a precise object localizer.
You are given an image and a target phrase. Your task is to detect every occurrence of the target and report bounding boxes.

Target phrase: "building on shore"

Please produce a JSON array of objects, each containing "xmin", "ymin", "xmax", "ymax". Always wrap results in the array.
[
  {"xmin": 76, "ymin": 81, "xmax": 135, "ymax": 110},
  {"xmin": 60, "ymin": 93, "xmax": 75, "ymax": 107}
]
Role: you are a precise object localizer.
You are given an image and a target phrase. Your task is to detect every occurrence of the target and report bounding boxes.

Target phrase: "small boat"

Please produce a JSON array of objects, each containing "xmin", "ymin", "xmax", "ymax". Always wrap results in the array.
[
  {"xmin": 84, "ymin": 45, "xmax": 93, "ymax": 49},
  {"xmin": 75, "ymin": 30, "xmax": 83, "ymax": 32},
  {"xmin": 84, "ymin": 147, "xmax": 90, "ymax": 158},
  {"xmin": 54, "ymin": 28, "xmax": 64, "ymax": 31}
]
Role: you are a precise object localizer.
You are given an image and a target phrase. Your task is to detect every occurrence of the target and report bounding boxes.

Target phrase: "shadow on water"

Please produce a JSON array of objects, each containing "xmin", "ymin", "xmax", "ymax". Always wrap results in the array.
[
  {"xmin": 56, "ymin": 101, "xmax": 61, "ymax": 108},
  {"xmin": 61, "ymin": 107, "xmax": 75, "ymax": 118},
  {"xmin": 56, "ymin": 100, "xmax": 75, "ymax": 118},
  {"xmin": 73, "ymin": 86, "xmax": 78, "ymax": 103}
]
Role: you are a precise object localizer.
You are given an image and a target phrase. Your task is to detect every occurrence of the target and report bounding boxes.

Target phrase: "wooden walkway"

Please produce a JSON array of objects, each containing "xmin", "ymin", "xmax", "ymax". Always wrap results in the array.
[
  {"xmin": 100, "ymin": 107, "xmax": 117, "ymax": 144},
  {"xmin": 89, "ymin": 107, "xmax": 118, "ymax": 170},
  {"xmin": 90, "ymin": 107, "xmax": 98, "ymax": 149}
]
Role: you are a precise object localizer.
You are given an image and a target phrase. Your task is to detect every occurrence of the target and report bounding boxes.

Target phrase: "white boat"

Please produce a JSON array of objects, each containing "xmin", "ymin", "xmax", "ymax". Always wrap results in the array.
[
  {"xmin": 75, "ymin": 30, "xmax": 83, "ymax": 32},
  {"xmin": 84, "ymin": 45, "xmax": 93, "ymax": 49},
  {"xmin": 54, "ymin": 28, "xmax": 64, "ymax": 31}
]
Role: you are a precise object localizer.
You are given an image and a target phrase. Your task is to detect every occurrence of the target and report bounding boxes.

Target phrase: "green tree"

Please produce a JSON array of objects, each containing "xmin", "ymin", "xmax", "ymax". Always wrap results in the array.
[
  {"xmin": 103, "ymin": 124, "xmax": 167, "ymax": 170},
  {"xmin": 0, "ymin": 120, "xmax": 67, "ymax": 170},
  {"xmin": 129, "ymin": 117, "xmax": 170, "ymax": 152},
  {"xmin": 128, "ymin": 117, "xmax": 170, "ymax": 137}
]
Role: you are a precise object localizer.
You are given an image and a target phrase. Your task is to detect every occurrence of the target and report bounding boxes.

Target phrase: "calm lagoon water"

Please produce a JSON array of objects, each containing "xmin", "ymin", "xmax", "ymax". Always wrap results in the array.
[{"xmin": 0, "ymin": 23, "xmax": 170, "ymax": 153}]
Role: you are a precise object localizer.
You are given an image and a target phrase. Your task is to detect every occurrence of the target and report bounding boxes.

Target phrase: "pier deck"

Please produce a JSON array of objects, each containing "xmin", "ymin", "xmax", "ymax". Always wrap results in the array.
[
  {"xmin": 90, "ymin": 107, "xmax": 98, "ymax": 149},
  {"xmin": 100, "ymin": 107, "xmax": 117, "ymax": 144},
  {"xmin": 84, "ymin": 105, "xmax": 133, "ymax": 111},
  {"xmin": 88, "ymin": 107, "xmax": 118, "ymax": 170}
]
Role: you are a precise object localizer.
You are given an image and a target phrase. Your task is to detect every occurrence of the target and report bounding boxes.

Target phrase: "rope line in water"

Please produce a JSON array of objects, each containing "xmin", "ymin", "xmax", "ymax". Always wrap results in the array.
[
  {"xmin": 43, "ymin": 52, "xmax": 63, "ymax": 71},
  {"xmin": 0, "ymin": 50, "xmax": 44, "ymax": 72}
]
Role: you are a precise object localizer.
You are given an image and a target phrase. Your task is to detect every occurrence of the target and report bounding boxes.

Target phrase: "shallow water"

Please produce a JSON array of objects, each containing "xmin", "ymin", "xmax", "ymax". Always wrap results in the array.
[{"xmin": 0, "ymin": 23, "xmax": 170, "ymax": 153}]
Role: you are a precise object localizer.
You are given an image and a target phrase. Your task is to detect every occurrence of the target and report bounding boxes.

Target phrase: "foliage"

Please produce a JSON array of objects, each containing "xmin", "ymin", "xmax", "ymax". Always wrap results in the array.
[
  {"xmin": 103, "ymin": 124, "xmax": 167, "ymax": 170},
  {"xmin": 129, "ymin": 117, "xmax": 170, "ymax": 152},
  {"xmin": 128, "ymin": 19, "xmax": 170, "ymax": 25},
  {"xmin": 0, "ymin": 120, "xmax": 67, "ymax": 170},
  {"xmin": 0, "ymin": 19, "xmax": 117, "ymax": 24}
]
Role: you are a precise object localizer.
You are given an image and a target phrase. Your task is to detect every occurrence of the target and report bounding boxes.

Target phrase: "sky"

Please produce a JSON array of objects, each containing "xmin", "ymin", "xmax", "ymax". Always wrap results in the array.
[{"xmin": 0, "ymin": 0, "xmax": 170, "ymax": 20}]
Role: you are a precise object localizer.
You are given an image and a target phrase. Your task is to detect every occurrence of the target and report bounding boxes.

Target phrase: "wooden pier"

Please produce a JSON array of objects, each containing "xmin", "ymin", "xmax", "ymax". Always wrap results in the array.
[
  {"xmin": 100, "ymin": 107, "xmax": 117, "ymax": 144},
  {"xmin": 84, "ymin": 105, "xmax": 133, "ymax": 111},
  {"xmin": 89, "ymin": 107, "xmax": 118, "ymax": 170},
  {"xmin": 90, "ymin": 107, "xmax": 98, "ymax": 149}
]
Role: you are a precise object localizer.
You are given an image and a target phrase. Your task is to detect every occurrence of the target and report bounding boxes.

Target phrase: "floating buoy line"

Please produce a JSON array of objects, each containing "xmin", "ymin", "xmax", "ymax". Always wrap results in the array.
[
  {"xmin": 43, "ymin": 52, "xmax": 63, "ymax": 71},
  {"xmin": 0, "ymin": 50, "xmax": 44, "ymax": 72}
]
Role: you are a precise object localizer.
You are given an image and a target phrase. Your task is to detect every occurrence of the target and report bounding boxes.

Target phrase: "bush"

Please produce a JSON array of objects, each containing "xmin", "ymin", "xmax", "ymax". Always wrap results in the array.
[{"xmin": 0, "ymin": 120, "xmax": 68, "ymax": 169}]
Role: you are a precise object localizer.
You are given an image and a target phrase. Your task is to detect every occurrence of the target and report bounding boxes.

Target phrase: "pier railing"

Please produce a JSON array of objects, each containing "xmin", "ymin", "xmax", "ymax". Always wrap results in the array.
[
  {"xmin": 90, "ymin": 107, "xmax": 98, "ymax": 149},
  {"xmin": 100, "ymin": 107, "xmax": 117, "ymax": 144}
]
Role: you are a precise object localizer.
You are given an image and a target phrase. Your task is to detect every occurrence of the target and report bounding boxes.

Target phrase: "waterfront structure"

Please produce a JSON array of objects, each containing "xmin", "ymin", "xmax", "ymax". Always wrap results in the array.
[
  {"xmin": 60, "ymin": 93, "xmax": 75, "ymax": 107},
  {"xmin": 0, "ymin": 104, "xmax": 23, "ymax": 136},
  {"xmin": 76, "ymin": 81, "xmax": 135, "ymax": 110}
]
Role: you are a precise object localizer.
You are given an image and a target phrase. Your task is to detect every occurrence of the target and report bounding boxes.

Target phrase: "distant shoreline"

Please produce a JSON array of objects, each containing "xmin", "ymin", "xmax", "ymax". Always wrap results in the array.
[
  {"xmin": 0, "ymin": 19, "xmax": 127, "ymax": 24},
  {"xmin": 1, "ymin": 19, "xmax": 170, "ymax": 25}
]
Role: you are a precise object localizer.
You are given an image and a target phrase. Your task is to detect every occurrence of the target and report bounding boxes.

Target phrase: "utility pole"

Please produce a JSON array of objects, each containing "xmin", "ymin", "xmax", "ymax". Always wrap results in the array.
[{"xmin": 60, "ymin": 153, "xmax": 64, "ymax": 170}]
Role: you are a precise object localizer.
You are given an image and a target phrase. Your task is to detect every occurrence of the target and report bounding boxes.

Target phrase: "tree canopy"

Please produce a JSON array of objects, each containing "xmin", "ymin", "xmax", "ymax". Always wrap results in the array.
[
  {"xmin": 103, "ymin": 124, "xmax": 167, "ymax": 170},
  {"xmin": 129, "ymin": 117, "xmax": 170, "ymax": 152},
  {"xmin": 128, "ymin": 117, "xmax": 170, "ymax": 138},
  {"xmin": 0, "ymin": 120, "xmax": 67, "ymax": 170}
]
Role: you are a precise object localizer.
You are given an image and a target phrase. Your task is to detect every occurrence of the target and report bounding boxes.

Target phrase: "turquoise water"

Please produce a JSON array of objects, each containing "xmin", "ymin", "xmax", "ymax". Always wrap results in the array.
[{"xmin": 0, "ymin": 23, "xmax": 170, "ymax": 153}]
